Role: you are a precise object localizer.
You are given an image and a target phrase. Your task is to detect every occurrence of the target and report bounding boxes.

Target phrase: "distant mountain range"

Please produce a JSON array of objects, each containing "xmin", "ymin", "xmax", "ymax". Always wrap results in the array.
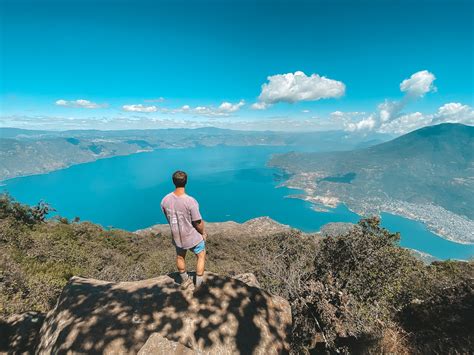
[
  {"xmin": 269, "ymin": 123, "xmax": 474, "ymax": 243},
  {"xmin": 0, "ymin": 127, "xmax": 389, "ymax": 181}
]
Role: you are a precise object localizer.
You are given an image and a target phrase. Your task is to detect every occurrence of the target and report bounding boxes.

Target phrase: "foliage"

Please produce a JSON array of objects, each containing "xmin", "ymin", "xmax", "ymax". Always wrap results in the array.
[
  {"xmin": 290, "ymin": 217, "xmax": 473, "ymax": 353},
  {"xmin": 0, "ymin": 193, "xmax": 53, "ymax": 226}
]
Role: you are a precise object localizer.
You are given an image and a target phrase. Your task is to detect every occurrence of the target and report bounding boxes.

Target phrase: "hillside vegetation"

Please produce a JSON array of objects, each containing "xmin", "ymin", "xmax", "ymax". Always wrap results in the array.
[{"xmin": 0, "ymin": 194, "xmax": 472, "ymax": 353}]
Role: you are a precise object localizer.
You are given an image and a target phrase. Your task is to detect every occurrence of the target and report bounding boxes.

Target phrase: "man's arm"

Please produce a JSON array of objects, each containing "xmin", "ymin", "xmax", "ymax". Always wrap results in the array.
[
  {"xmin": 192, "ymin": 219, "xmax": 206, "ymax": 238},
  {"xmin": 162, "ymin": 207, "xmax": 169, "ymax": 222},
  {"xmin": 190, "ymin": 199, "xmax": 206, "ymax": 239}
]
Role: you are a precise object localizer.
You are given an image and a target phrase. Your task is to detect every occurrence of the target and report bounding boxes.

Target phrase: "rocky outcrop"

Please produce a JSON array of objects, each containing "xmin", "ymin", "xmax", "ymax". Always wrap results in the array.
[
  {"xmin": 37, "ymin": 272, "xmax": 291, "ymax": 354},
  {"xmin": 135, "ymin": 217, "xmax": 293, "ymax": 239}
]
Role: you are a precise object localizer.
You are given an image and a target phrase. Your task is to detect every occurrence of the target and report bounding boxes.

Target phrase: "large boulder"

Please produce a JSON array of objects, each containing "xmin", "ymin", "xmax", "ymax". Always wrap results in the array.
[{"xmin": 37, "ymin": 273, "xmax": 291, "ymax": 354}]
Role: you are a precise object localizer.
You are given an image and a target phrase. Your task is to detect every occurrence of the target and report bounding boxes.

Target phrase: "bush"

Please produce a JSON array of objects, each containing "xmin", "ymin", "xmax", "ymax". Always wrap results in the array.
[
  {"xmin": 291, "ymin": 217, "xmax": 430, "ymax": 353},
  {"xmin": 0, "ymin": 193, "xmax": 53, "ymax": 226}
]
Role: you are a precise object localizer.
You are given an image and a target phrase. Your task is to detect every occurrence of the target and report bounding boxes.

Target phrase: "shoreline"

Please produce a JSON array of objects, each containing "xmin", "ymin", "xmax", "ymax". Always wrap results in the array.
[
  {"xmin": 281, "ymin": 185, "xmax": 474, "ymax": 246},
  {"xmin": 273, "ymin": 167, "xmax": 474, "ymax": 246},
  {"xmin": 0, "ymin": 148, "xmax": 155, "ymax": 184}
]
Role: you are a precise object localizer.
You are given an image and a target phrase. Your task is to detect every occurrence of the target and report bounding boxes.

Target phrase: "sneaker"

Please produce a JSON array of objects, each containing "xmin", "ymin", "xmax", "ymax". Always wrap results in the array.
[{"xmin": 180, "ymin": 277, "xmax": 194, "ymax": 290}]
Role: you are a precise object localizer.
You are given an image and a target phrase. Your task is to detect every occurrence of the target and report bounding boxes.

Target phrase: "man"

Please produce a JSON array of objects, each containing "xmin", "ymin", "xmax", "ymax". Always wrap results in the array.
[{"xmin": 161, "ymin": 171, "xmax": 207, "ymax": 288}]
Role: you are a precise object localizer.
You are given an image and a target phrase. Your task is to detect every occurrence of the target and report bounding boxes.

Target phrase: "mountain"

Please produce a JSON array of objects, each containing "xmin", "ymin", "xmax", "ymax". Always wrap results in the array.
[
  {"xmin": 269, "ymin": 123, "xmax": 474, "ymax": 243},
  {"xmin": 0, "ymin": 127, "xmax": 390, "ymax": 181}
]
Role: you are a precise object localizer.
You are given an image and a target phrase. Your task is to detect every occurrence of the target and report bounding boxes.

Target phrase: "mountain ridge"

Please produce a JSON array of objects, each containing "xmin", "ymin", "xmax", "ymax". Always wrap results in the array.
[{"xmin": 269, "ymin": 123, "xmax": 474, "ymax": 243}]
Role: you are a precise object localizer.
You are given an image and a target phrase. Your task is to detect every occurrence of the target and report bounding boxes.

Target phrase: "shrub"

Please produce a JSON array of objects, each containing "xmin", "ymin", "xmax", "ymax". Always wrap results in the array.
[{"xmin": 291, "ymin": 217, "xmax": 428, "ymax": 353}]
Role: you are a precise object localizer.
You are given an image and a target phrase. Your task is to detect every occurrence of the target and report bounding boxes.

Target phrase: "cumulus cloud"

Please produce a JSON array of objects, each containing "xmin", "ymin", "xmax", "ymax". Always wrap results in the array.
[
  {"xmin": 218, "ymin": 100, "xmax": 245, "ymax": 113},
  {"xmin": 55, "ymin": 99, "xmax": 108, "ymax": 109},
  {"xmin": 346, "ymin": 70, "xmax": 438, "ymax": 132},
  {"xmin": 351, "ymin": 102, "xmax": 474, "ymax": 134},
  {"xmin": 330, "ymin": 111, "xmax": 368, "ymax": 129},
  {"xmin": 162, "ymin": 100, "xmax": 245, "ymax": 117},
  {"xmin": 433, "ymin": 102, "xmax": 474, "ymax": 123},
  {"xmin": 252, "ymin": 71, "xmax": 345, "ymax": 109},
  {"xmin": 346, "ymin": 115, "xmax": 377, "ymax": 132},
  {"xmin": 122, "ymin": 104, "xmax": 158, "ymax": 113},
  {"xmin": 251, "ymin": 102, "xmax": 269, "ymax": 110},
  {"xmin": 400, "ymin": 70, "xmax": 436, "ymax": 97},
  {"xmin": 377, "ymin": 100, "xmax": 405, "ymax": 124}
]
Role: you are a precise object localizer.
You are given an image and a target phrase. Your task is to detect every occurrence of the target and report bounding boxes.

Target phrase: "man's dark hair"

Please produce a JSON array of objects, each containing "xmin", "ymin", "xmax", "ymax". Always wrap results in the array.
[{"xmin": 172, "ymin": 171, "xmax": 187, "ymax": 188}]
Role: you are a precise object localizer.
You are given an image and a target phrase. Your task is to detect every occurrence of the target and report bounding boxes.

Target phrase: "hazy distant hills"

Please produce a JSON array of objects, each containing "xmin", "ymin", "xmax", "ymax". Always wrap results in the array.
[
  {"xmin": 270, "ymin": 123, "xmax": 474, "ymax": 242},
  {"xmin": 0, "ymin": 127, "xmax": 390, "ymax": 181}
]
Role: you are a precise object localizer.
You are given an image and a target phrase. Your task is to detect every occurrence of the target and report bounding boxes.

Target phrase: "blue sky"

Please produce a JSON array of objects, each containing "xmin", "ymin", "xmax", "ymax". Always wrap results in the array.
[{"xmin": 0, "ymin": 0, "xmax": 473, "ymax": 132}]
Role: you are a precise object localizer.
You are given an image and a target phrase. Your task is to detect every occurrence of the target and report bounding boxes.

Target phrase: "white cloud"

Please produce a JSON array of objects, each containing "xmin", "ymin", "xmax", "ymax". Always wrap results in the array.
[
  {"xmin": 376, "ymin": 112, "xmax": 429, "ymax": 134},
  {"xmin": 400, "ymin": 70, "xmax": 436, "ymax": 98},
  {"xmin": 346, "ymin": 115, "xmax": 377, "ymax": 132},
  {"xmin": 351, "ymin": 102, "xmax": 474, "ymax": 134},
  {"xmin": 434, "ymin": 102, "xmax": 474, "ymax": 123},
  {"xmin": 218, "ymin": 100, "xmax": 245, "ymax": 113},
  {"xmin": 377, "ymin": 100, "xmax": 405, "ymax": 123},
  {"xmin": 161, "ymin": 100, "xmax": 245, "ymax": 116},
  {"xmin": 55, "ymin": 99, "xmax": 107, "ymax": 109},
  {"xmin": 330, "ymin": 111, "xmax": 367, "ymax": 128},
  {"xmin": 253, "ymin": 71, "xmax": 345, "ymax": 109},
  {"xmin": 346, "ymin": 70, "xmax": 438, "ymax": 132},
  {"xmin": 122, "ymin": 104, "xmax": 158, "ymax": 113},
  {"xmin": 251, "ymin": 102, "xmax": 269, "ymax": 110}
]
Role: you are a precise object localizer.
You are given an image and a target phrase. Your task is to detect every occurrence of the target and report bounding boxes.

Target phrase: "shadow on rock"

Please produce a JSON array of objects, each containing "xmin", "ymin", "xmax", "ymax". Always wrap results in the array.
[{"xmin": 36, "ymin": 272, "xmax": 291, "ymax": 354}]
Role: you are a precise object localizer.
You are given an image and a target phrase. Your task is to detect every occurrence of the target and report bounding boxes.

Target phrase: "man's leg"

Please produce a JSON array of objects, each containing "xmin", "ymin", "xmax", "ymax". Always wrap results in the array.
[
  {"xmin": 195, "ymin": 250, "xmax": 206, "ymax": 287},
  {"xmin": 176, "ymin": 248, "xmax": 189, "ymax": 282}
]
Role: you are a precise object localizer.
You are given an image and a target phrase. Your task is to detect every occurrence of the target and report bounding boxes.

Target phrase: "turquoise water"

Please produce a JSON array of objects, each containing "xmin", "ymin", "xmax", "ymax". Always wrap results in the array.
[
  {"xmin": 2, "ymin": 145, "xmax": 472, "ymax": 260},
  {"xmin": 381, "ymin": 213, "xmax": 473, "ymax": 260}
]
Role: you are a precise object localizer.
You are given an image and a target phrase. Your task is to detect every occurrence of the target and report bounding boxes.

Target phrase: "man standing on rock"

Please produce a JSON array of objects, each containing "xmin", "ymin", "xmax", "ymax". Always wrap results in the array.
[{"xmin": 161, "ymin": 171, "xmax": 207, "ymax": 288}]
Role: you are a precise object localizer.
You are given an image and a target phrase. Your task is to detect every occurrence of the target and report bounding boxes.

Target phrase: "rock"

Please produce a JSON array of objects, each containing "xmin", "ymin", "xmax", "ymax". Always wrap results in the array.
[
  {"xmin": 0, "ymin": 311, "xmax": 45, "ymax": 354},
  {"xmin": 233, "ymin": 273, "xmax": 261, "ymax": 288},
  {"xmin": 138, "ymin": 333, "xmax": 195, "ymax": 355},
  {"xmin": 37, "ymin": 273, "xmax": 291, "ymax": 354}
]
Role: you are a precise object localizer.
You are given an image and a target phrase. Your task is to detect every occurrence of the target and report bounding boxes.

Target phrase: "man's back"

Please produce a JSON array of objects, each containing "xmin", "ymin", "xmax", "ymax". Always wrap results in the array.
[{"xmin": 161, "ymin": 192, "xmax": 203, "ymax": 249}]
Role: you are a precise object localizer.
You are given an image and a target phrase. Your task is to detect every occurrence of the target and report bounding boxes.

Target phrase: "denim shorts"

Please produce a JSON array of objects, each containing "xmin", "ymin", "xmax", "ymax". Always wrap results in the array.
[{"xmin": 175, "ymin": 239, "xmax": 206, "ymax": 255}]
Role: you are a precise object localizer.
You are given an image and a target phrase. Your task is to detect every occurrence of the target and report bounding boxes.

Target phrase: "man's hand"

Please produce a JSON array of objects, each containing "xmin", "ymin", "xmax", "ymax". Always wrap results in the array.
[{"xmin": 202, "ymin": 231, "xmax": 208, "ymax": 241}]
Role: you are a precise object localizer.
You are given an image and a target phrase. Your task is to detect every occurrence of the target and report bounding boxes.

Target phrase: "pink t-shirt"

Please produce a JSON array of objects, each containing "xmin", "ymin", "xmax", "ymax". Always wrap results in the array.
[{"xmin": 160, "ymin": 192, "xmax": 203, "ymax": 249}]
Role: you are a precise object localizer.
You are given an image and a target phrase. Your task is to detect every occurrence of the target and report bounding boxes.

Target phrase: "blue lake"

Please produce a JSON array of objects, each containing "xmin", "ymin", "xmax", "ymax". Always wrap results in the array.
[{"xmin": 2, "ymin": 145, "xmax": 473, "ymax": 260}]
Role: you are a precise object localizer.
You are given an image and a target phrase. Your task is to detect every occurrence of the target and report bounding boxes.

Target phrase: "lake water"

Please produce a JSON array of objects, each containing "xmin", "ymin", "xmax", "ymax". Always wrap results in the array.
[{"xmin": 2, "ymin": 145, "xmax": 473, "ymax": 260}]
